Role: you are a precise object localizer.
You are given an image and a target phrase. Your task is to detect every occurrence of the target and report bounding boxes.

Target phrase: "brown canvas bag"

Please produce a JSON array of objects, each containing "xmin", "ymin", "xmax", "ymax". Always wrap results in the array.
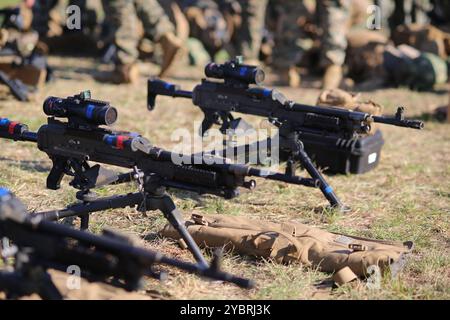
[{"xmin": 161, "ymin": 214, "xmax": 412, "ymax": 280}]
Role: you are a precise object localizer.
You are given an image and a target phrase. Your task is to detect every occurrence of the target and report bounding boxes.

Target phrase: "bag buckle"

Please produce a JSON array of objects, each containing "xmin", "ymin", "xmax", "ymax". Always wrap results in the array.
[
  {"xmin": 192, "ymin": 214, "xmax": 209, "ymax": 226},
  {"xmin": 349, "ymin": 243, "xmax": 368, "ymax": 252}
]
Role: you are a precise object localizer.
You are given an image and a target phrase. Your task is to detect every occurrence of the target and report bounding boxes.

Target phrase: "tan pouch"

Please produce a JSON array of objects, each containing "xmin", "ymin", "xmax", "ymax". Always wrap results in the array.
[
  {"xmin": 160, "ymin": 214, "xmax": 412, "ymax": 279},
  {"xmin": 317, "ymin": 89, "xmax": 384, "ymax": 134}
]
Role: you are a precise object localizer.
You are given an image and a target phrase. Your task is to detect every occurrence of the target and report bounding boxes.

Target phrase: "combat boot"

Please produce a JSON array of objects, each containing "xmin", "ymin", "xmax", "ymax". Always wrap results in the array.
[
  {"xmin": 322, "ymin": 64, "xmax": 343, "ymax": 89},
  {"xmin": 96, "ymin": 63, "xmax": 139, "ymax": 85},
  {"xmin": 279, "ymin": 67, "xmax": 301, "ymax": 88},
  {"xmin": 159, "ymin": 32, "xmax": 182, "ymax": 78}
]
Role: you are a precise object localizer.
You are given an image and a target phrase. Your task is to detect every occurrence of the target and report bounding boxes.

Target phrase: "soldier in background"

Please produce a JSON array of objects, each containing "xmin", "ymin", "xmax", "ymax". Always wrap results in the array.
[
  {"xmin": 31, "ymin": 0, "xmax": 98, "ymax": 39},
  {"xmin": 318, "ymin": 0, "xmax": 351, "ymax": 89},
  {"xmin": 429, "ymin": 0, "xmax": 450, "ymax": 29},
  {"xmin": 270, "ymin": 0, "xmax": 309, "ymax": 88},
  {"xmin": 385, "ymin": 0, "xmax": 431, "ymax": 31},
  {"xmin": 270, "ymin": 0, "xmax": 351, "ymax": 89},
  {"xmin": 230, "ymin": 0, "xmax": 268, "ymax": 64},
  {"xmin": 100, "ymin": 0, "xmax": 183, "ymax": 84}
]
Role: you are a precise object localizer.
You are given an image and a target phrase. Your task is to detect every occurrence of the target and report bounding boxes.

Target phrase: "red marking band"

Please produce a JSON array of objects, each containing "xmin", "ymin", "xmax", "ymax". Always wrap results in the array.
[
  {"xmin": 116, "ymin": 135, "xmax": 125, "ymax": 150},
  {"xmin": 8, "ymin": 122, "xmax": 18, "ymax": 135}
]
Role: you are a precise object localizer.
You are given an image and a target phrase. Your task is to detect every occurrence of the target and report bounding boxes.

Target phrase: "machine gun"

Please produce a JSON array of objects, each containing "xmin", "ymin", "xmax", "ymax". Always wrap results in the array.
[
  {"xmin": 0, "ymin": 188, "xmax": 253, "ymax": 299},
  {"xmin": 0, "ymin": 90, "xmax": 321, "ymax": 268},
  {"xmin": 147, "ymin": 58, "xmax": 424, "ymax": 210}
]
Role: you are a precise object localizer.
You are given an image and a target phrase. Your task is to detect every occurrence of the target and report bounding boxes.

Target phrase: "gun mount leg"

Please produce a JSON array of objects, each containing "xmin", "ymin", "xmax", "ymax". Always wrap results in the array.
[
  {"xmin": 146, "ymin": 194, "xmax": 209, "ymax": 269},
  {"xmin": 80, "ymin": 215, "xmax": 90, "ymax": 230},
  {"xmin": 295, "ymin": 147, "xmax": 350, "ymax": 212},
  {"xmin": 34, "ymin": 191, "xmax": 209, "ymax": 267}
]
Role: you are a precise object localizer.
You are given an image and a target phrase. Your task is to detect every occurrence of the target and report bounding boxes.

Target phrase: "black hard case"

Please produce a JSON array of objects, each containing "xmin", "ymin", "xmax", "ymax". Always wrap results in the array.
[{"xmin": 300, "ymin": 130, "xmax": 385, "ymax": 174}]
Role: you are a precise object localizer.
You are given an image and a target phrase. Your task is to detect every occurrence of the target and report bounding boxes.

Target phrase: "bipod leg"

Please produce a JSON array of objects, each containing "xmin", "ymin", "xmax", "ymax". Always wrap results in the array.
[
  {"xmin": 76, "ymin": 190, "xmax": 97, "ymax": 230},
  {"xmin": 146, "ymin": 194, "xmax": 209, "ymax": 269},
  {"xmin": 294, "ymin": 145, "xmax": 349, "ymax": 212},
  {"xmin": 80, "ymin": 215, "xmax": 90, "ymax": 230}
]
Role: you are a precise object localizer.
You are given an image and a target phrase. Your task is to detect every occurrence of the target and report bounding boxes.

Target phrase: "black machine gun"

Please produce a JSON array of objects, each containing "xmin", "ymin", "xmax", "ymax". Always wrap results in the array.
[
  {"xmin": 147, "ymin": 58, "xmax": 424, "ymax": 210},
  {"xmin": 0, "ymin": 188, "xmax": 253, "ymax": 299},
  {"xmin": 0, "ymin": 90, "xmax": 319, "ymax": 268}
]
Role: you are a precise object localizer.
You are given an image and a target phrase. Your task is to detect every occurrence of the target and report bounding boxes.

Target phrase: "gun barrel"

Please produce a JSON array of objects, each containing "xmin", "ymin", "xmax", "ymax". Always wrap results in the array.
[
  {"xmin": 155, "ymin": 254, "xmax": 254, "ymax": 288},
  {"xmin": 33, "ymin": 193, "xmax": 144, "ymax": 221},
  {"xmin": 0, "ymin": 118, "xmax": 37, "ymax": 142},
  {"xmin": 20, "ymin": 131, "xmax": 38, "ymax": 142},
  {"xmin": 372, "ymin": 115, "xmax": 424, "ymax": 129},
  {"xmin": 24, "ymin": 203, "xmax": 254, "ymax": 289},
  {"xmin": 247, "ymin": 167, "xmax": 319, "ymax": 188}
]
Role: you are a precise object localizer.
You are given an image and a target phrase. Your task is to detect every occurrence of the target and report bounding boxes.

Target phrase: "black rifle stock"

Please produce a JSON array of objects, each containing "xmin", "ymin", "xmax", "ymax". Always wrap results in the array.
[
  {"xmin": 147, "ymin": 58, "xmax": 424, "ymax": 210},
  {"xmin": 0, "ymin": 189, "xmax": 253, "ymax": 299}
]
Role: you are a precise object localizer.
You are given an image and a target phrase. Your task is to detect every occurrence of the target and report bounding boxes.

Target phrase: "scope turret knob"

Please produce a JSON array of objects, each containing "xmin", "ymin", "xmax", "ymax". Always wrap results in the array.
[{"xmin": 79, "ymin": 90, "xmax": 91, "ymax": 100}]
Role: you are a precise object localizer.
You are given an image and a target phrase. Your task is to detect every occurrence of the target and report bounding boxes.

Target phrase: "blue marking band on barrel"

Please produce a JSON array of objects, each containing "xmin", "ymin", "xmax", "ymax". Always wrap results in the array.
[
  {"xmin": 0, "ymin": 118, "xmax": 10, "ymax": 126},
  {"xmin": 0, "ymin": 188, "xmax": 10, "ymax": 197},
  {"xmin": 85, "ymin": 104, "xmax": 95, "ymax": 119},
  {"xmin": 104, "ymin": 135, "xmax": 115, "ymax": 146},
  {"xmin": 239, "ymin": 67, "xmax": 248, "ymax": 76},
  {"xmin": 263, "ymin": 89, "xmax": 271, "ymax": 97},
  {"xmin": 324, "ymin": 186, "xmax": 333, "ymax": 194},
  {"xmin": 164, "ymin": 83, "xmax": 174, "ymax": 90}
]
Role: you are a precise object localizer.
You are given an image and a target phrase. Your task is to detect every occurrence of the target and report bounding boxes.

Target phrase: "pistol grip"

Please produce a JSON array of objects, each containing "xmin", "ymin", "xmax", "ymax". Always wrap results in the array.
[
  {"xmin": 147, "ymin": 93, "xmax": 156, "ymax": 110},
  {"xmin": 46, "ymin": 158, "xmax": 67, "ymax": 190},
  {"xmin": 200, "ymin": 116, "xmax": 215, "ymax": 136}
]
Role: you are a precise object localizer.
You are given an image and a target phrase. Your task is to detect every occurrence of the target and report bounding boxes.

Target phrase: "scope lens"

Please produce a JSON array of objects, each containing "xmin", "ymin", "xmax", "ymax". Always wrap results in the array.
[
  {"xmin": 43, "ymin": 97, "xmax": 59, "ymax": 116},
  {"xmin": 205, "ymin": 63, "xmax": 220, "ymax": 78},
  {"xmin": 253, "ymin": 69, "xmax": 265, "ymax": 86},
  {"xmin": 104, "ymin": 107, "xmax": 118, "ymax": 126}
]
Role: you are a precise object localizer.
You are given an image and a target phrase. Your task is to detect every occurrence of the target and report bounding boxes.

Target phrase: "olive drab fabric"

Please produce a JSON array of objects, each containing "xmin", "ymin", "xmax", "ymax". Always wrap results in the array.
[
  {"xmin": 316, "ymin": 89, "xmax": 384, "ymax": 134},
  {"xmin": 383, "ymin": 44, "xmax": 448, "ymax": 91},
  {"xmin": 160, "ymin": 214, "xmax": 412, "ymax": 280},
  {"xmin": 103, "ymin": 0, "xmax": 176, "ymax": 66}
]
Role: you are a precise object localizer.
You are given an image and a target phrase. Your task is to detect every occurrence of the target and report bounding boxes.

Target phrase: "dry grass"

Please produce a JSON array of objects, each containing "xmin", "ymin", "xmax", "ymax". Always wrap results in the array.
[{"xmin": 0, "ymin": 56, "xmax": 449, "ymax": 300}]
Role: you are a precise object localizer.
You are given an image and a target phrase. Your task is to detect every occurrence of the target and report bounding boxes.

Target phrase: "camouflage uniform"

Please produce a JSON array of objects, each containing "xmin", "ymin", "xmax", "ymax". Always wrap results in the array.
[
  {"xmin": 103, "ymin": 0, "xmax": 175, "ymax": 65},
  {"xmin": 430, "ymin": 0, "xmax": 450, "ymax": 27},
  {"xmin": 271, "ymin": 0, "xmax": 350, "ymax": 69},
  {"xmin": 232, "ymin": 0, "xmax": 268, "ymax": 62},
  {"xmin": 385, "ymin": 0, "xmax": 431, "ymax": 31},
  {"xmin": 31, "ymin": 0, "xmax": 99, "ymax": 37},
  {"xmin": 317, "ymin": 0, "xmax": 351, "ymax": 69},
  {"xmin": 270, "ymin": 0, "xmax": 309, "ymax": 69}
]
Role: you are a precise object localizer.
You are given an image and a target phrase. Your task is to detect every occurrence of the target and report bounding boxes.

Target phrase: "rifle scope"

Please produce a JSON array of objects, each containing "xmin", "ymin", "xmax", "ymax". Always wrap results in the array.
[
  {"xmin": 43, "ymin": 91, "xmax": 118, "ymax": 126},
  {"xmin": 205, "ymin": 60, "xmax": 265, "ymax": 85}
]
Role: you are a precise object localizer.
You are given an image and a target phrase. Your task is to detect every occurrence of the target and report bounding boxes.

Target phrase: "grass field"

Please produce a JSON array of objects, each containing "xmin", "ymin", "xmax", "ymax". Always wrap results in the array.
[
  {"xmin": 0, "ymin": 0, "xmax": 20, "ymax": 8},
  {"xmin": 0, "ymin": 56, "xmax": 449, "ymax": 300}
]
